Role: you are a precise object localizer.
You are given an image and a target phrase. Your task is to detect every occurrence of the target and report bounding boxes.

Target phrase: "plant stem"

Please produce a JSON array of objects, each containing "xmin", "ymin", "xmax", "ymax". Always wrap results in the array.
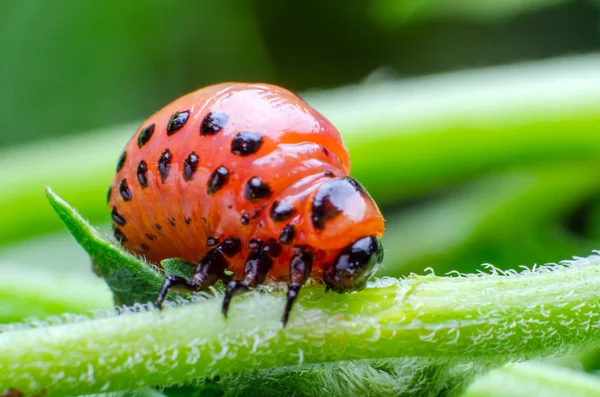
[
  {"xmin": 463, "ymin": 362, "xmax": 600, "ymax": 397},
  {"xmin": 2, "ymin": 254, "xmax": 600, "ymax": 395}
]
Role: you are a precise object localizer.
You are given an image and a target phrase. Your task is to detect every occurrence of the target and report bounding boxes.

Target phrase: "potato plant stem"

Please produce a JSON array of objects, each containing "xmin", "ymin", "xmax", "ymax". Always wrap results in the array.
[{"xmin": 2, "ymin": 255, "xmax": 600, "ymax": 395}]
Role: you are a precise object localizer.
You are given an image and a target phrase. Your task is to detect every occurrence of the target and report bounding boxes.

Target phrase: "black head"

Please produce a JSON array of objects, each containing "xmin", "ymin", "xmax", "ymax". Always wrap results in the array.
[{"xmin": 323, "ymin": 236, "xmax": 383, "ymax": 293}]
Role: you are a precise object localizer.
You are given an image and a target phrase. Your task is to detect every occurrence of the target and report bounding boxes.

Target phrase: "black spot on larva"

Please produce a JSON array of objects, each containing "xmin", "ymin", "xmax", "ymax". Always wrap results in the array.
[
  {"xmin": 220, "ymin": 237, "xmax": 241, "ymax": 257},
  {"xmin": 113, "ymin": 227, "xmax": 127, "ymax": 244},
  {"xmin": 207, "ymin": 237, "xmax": 219, "ymax": 246},
  {"xmin": 168, "ymin": 217, "xmax": 176, "ymax": 227},
  {"xmin": 322, "ymin": 147, "xmax": 329, "ymax": 156},
  {"xmin": 137, "ymin": 160, "xmax": 148, "ymax": 188},
  {"xmin": 183, "ymin": 152, "xmax": 199, "ymax": 181},
  {"xmin": 111, "ymin": 206, "xmax": 126, "ymax": 226},
  {"xmin": 167, "ymin": 110, "xmax": 190, "ymax": 135},
  {"xmin": 323, "ymin": 170, "xmax": 335, "ymax": 178},
  {"xmin": 240, "ymin": 214, "xmax": 250, "ymax": 225},
  {"xmin": 231, "ymin": 131, "xmax": 263, "ymax": 156},
  {"xmin": 184, "ymin": 216, "xmax": 192, "ymax": 224},
  {"xmin": 252, "ymin": 210, "xmax": 261, "ymax": 219},
  {"xmin": 207, "ymin": 166, "xmax": 229, "ymax": 194},
  {"xmin": 141, "ymin": 243, "xmax": 150, "ymax": 251},
  {"xmin": 145, "ymin": 233, "xmax": 156, "ymax": 240},
  {"xmin": 202, "ymin": 217, "xmax": 208, "ymax": 225},
  {"xmin": 158, "ymin": 149, "xmax": 173, "ymax": 183},
  {"xmin": 227, "ymin": 204, "xmax": 233, "ymax": 209},
  {"xmin": 244, "ymin": 177, "xmax": 272, "ymax": 202},
  {"xmin": 312, "ymin": 177, "xmax": 365, "ymax": 229},
  {"xmin": 155, "ymin": 223, "xmax": 162, "ymax": 230},
  {"xmin": 119, "ymin": 179, "xmax": 132, "ymax": 201},
  {"xmin": 270, "ymin": 201, "xmax": 296, "ymax": 222},
  {"xmin": 279, "ymin": 224, "xmax": 296, "ymax": 244},
  {"xmin": 138, "ymin": 124, "xmax": 155, "ymax": 148},
  {"xmin": 106, "ymin": 186, "xmax": 112, "ymax": 203},
  {"xmin": 200, "ymin": 111, "xmax": 229, "ymax": 135},
  {"xmin": 263, "ymin": 238, "xmax": 282, "ymax": 258},
  {"xmin": 249, "ymin": 238, "xmax": 263, "ymax": 251},
  {"xmin": 116, "ymin": 151, "xmax": 127, "ymax": 172}
]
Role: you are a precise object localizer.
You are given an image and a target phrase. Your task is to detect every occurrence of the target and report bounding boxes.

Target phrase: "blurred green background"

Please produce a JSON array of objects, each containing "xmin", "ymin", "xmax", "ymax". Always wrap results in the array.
[{"xmin": 3, "ymin": 0, "xmax": 600, "ymax": 320}]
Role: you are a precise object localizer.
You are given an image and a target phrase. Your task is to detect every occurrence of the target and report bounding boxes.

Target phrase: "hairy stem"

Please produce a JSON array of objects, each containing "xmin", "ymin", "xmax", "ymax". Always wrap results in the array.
[
  {"xmin": 2, "ymin": 255, "xmax": 600, "ymax": 394},
  {"xmin": 463, "ymin": 362, "xmax": 600, "ymax": 397}
]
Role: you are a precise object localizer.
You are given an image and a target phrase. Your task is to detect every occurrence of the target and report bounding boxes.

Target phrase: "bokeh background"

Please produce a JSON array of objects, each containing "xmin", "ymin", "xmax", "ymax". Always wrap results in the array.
[{"xmin": 3, "ymin": 0, "xmax": 600, "ymax": 320}]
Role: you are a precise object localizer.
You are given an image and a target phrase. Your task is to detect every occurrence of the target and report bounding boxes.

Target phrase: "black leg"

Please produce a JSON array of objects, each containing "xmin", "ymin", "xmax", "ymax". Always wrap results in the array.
[
  {"xmin": 155, "ymin": 274, "xmax": 198, "ymax": 309},
  {"xmin": 222, "ymin": 280, "xmax": 249, "ymax": 317},
  {"xmin": 282, "ymin": 249, "xmax": 313, "ymax": 326},
  {"xmin": 156, "ymin": 237, "xmax": 241, "ymax": 309},
  {"xmin": 221, "ymin": 250, "xmax": 273, "ymax": 317}
]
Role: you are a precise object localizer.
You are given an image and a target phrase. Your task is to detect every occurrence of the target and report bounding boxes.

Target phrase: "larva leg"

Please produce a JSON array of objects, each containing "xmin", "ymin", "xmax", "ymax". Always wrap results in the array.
[
  {"xmin": 155, "ymin": 237, "xmax": 241, "ymax": 308},
  {"xmin": 155, "ymin": 275, "xmax": 198, "ymax": 308},
  {"xmin": 282, "ymin": 249, "xmax": 313, "ymax": 326},
  {"xmin": 222, "ymin": 250, "xmax": 273, "ymax": 317}
]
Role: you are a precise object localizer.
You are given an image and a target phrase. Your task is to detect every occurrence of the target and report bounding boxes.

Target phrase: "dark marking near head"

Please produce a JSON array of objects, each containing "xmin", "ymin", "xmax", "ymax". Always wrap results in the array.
[
  {"xmin": 323, "ymin": 170, "xmax": 335, "ymax": 178},
  {"xmin": 183, "ymin": 152, "xmax": 199, "ymax": 181},
  {"xmin": 113, "ymin": 227, "xmax": 127, "ymax": 244},
  {"xmin": 111, "ymin": 206, "xmax": 126, "ymax": 226},
  {"xmin": 240, "ymin": 214, "xmax": 250, "ymax": 225},
  {"xmin": 263, "ymin": 238, "xmax": 282, "ymax": 258},
  {"xmin": 312, "ymin": 177, "xmax": 365, "ymax": 229},
  {"xmin": 145, "ymin": 233, "xmax": 156, "ymax": 240},
  {"xmin": 227, "ymin": 204, "xmax": 233, "ymax": 209},
  {"xmin": 324, "ymin": 236, "xmax": 383, "ymax": 293},
  {"xmin": 168, "ymin": 217, "xmax": 176, "ymax": 227},
  {"xmin": 279, "ymin": 224, "xmax": 295, "ymax": 244},
  {"xmin": 141, "ymin": 243, "xmax": 150, "ymax": 251},
  {"xmin": 207, "ymin": 166, "xmax": 229, "ymax": 194},
  {"xmin": 244, "ymin": 177, "xmax": 272, "ymax": 202},
  {"xmin": 231, "ymin": 131, "xmax": 263, "ymax": 156},
  {"xmin": 138, "ymin": 124, "xmax": 155, "ymax": 147},
  {"xmin": 158, "ymin": 149, "xmax": 173, "ymax": 183},
  {"xmin": 322, "ymin": 147, "xmax": 329, "ymax": 156},
  {"xmin": 202, "ymin": 217, "xmax": 208, "ymax": 225},
  {"xmin": 220, "ymin": 237, "xmax": 241, "ymax": 257},
  {"xmin": 116, "ymin": 151, "xmax": 127, "ymax": 172},
  {"xmin": 137, "ymin": 160, "xmax": 148, "ymax": 188},
  {"xmin": 184, "ymin": 216, "xmax": 192, "ymax": 224},
  {"xmin": 119, "ymin": 179, "xmax": 132, "ymax": 201},
  {"xmin": 270, "ymin": 201, "xmax": 296, "ymax": 222},
  {"xmin": 155, "ymin": 223, "xmax": 162, "ymax": 230},
  {"xmin": 207, "ymin": 237, "xmax": 219, "ymax": 247},
  {"xmin": 106, "ymin": 186, "xmax": 112, "ymax": 203},
  {"xmin": 167, "ymin": 110, "xmax": 190, "ymax": 135},
  {"xmin": 200, "ymin": 111, "xmax": 229, "ymax": 135},
  {"xmin": 252, "ymin": 210, "xmax": 261, "ymax": 219},
  {"xmin": 249, "ymin": 238, "xmax": 263, "ymax": 251}
]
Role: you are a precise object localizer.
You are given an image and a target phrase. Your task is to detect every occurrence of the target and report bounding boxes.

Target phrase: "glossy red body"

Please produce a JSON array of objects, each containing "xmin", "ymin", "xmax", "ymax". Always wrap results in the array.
[{"xmin": 108, "ymin": 83, "xmax": 384, "ymax": 282}]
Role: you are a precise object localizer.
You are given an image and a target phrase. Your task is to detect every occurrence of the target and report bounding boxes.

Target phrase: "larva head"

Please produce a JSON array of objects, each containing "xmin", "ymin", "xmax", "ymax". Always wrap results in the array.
[{"xmin": 306, "ymin": 176, "xmax": 385, "ymax": 292}]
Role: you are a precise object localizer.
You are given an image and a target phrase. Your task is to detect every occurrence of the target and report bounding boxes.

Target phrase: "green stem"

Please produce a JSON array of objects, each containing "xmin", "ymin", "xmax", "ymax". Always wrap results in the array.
[
  {"xmin": 463, "ymin": 362, "xmax": 600, "ymax": 397},
  {"xmin": 2, "ymin": 254, "xmax": 600, "ymax": 395}
]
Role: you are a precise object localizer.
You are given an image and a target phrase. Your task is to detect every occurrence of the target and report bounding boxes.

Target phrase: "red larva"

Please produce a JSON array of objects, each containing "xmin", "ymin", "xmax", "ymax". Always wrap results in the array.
[{"xmin": 107, "ymin": 83, "xmax": 385, "ymax": 325}]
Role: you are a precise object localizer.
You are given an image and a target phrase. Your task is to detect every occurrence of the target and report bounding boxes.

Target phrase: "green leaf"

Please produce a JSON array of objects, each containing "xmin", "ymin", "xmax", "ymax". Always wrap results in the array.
[
  {"xmin": 160, "ymin": 258, "xmax": 195, "ymax": 280},
  {"xmin": 45, "ymin": 187, "xmax": 164, "ymax": 306}
]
